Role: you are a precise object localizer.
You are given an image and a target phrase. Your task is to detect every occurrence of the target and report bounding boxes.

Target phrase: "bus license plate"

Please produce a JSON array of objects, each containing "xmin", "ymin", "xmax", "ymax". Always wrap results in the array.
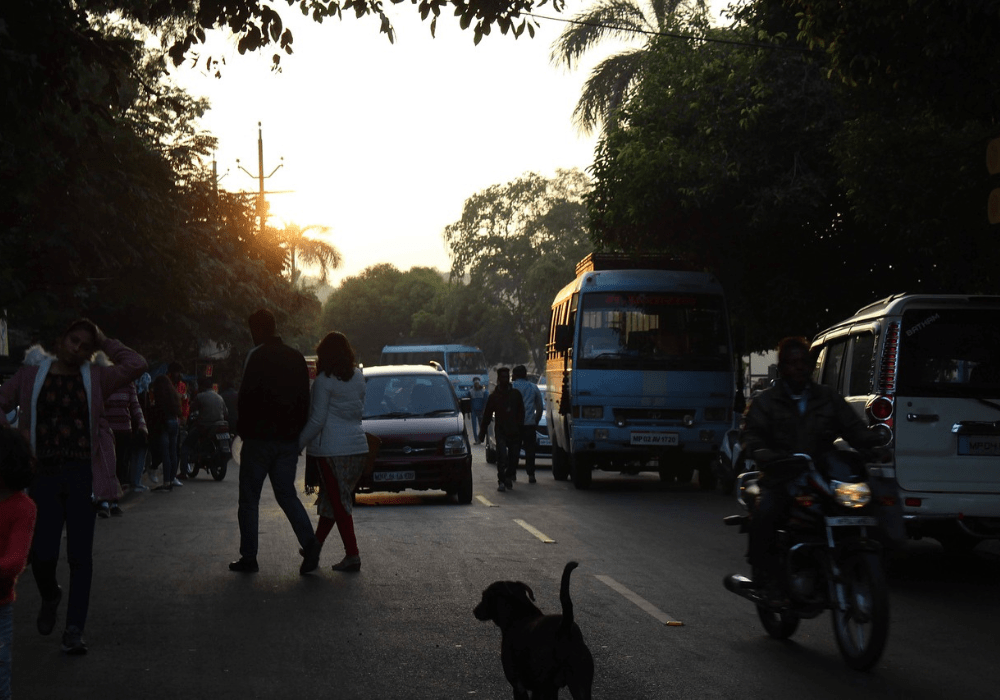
[
  {"xmin": 825, "ymin": 516, "xmax": 878, "ymax": 527},
  {"xmin": 630, "ymin": 432, "xmax": 679, "ymax": 446},
  {"xmin": 373, "ymin": 471, "xmax": 415, "ymax": 483}
]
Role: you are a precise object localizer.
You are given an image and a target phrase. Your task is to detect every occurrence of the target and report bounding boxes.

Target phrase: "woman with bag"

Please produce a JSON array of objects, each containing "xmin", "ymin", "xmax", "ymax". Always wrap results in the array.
[
  {"xmin": 0, "ymin": 318, "xmax": 147, "ymax": 654},
  {"xmin": 298, "ymin": 332, "xmax": 368, "ymax": 572}
]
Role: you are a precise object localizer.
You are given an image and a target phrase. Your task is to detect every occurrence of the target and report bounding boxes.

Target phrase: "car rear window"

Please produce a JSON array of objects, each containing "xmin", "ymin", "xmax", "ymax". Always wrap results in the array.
[{"xmin": 898, "ymin": 308, "xmax": 1000, "ymax": 397}]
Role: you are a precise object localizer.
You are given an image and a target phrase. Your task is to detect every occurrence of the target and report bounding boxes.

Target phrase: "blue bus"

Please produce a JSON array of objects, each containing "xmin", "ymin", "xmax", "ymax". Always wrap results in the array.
[
  {"xmin": 545, "ymin": 255, "xmax": 736, "ymax": 489},
  {"xmin": 379, "ymin": 344, "xmax": 488, "ymax": 400}
]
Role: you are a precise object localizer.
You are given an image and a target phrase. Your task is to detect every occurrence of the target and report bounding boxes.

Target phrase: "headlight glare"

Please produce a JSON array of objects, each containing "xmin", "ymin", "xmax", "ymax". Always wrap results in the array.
[{"xmin": 833, "ymin": 481, "xmax": 872, "ymax": 508}]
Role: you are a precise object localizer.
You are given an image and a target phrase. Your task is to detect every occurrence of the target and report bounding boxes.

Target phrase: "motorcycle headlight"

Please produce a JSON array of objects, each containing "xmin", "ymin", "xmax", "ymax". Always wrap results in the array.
[
  {"xmin": 444, "ymin": 435, "xmax": 468, "ymax": 456},
  {"xmin": 832, "ymin": 481, "xmax": 872, "ymax": 509}
]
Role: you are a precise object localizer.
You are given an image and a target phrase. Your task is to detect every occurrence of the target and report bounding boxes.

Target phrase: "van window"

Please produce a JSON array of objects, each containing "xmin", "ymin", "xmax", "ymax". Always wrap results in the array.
[
  {"xmin": 898, "ymin": 308, "xmax": 1000, "ymax": 396},
  {"xmin": 847, "ymin": 332, "xmax": 877, "ymax": 396},
  {"xmin": 820, "ymin": 338, "xmax": 848, "ymax": 390}
]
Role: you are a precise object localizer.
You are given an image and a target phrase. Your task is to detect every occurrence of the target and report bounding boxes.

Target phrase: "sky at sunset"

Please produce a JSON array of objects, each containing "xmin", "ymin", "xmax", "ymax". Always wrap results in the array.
[{"xmin": 171, "ymin": 2, "xmax": 729, "ymax": 288}]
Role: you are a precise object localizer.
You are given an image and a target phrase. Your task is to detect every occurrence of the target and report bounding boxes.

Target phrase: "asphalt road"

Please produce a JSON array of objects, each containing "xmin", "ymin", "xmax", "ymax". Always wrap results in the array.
[{"xmin": 11, "ymin": 437, "xmax": 1000, "ymax": 700}]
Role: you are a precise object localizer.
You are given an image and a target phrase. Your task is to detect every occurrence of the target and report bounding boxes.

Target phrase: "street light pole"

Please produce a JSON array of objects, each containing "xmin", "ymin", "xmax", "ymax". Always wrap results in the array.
[{"xmin": 237, "ymin": 121, "xmax": 283, "ymax": 235}]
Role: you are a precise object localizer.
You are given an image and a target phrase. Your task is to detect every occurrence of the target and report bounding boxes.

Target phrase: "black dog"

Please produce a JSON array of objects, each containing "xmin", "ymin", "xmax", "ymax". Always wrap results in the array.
[{"xmin": 474, "ymin": 561, "xmax": 594, "ymax": 700}]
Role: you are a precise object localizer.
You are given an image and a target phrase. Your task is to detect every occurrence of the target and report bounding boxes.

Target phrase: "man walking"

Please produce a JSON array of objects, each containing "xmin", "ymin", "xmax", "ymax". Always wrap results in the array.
[
  {"xmin": 469, "ymin": 376, "xmax": 488, "ymax": 444},
  {"xmin": 230, "ymin": 309, "xmax": 321, "ymax": 575},
  {"xmin": 511, "ymin": 365, "xmax": 544, "ymax": 484},
  {"xmin": 477, "ymin": 368, "xmax": 523, "ymax": 492}
]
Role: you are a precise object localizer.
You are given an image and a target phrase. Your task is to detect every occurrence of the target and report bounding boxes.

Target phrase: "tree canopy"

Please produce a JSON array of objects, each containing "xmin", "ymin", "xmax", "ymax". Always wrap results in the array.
[
  {"xmin": 444, "ymin": 169, "xmax": 592, "ymax": 369},
  {"xmin": 585, "ymin": 0, "xmax": 1000, "ymax": 352}
]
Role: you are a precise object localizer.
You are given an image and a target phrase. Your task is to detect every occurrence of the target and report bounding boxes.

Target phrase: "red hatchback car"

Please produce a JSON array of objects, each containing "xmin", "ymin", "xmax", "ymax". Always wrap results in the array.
[{"xmin": 355, "ymin": 364, "xmax": 473, "ymax": 504}]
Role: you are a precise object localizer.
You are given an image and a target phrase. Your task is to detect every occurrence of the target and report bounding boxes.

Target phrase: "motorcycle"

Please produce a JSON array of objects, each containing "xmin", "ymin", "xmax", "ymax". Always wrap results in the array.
[
  {"xmin": 181, "ymin": 420, "xmax": 232, "ymax": 481},
  {"xmin": 722, "ymin": 450, "xmax": 893, "ymax": 671}
]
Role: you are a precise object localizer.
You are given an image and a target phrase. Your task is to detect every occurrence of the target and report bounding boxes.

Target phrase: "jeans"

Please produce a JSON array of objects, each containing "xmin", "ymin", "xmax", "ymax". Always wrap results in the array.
[
  {"xmin": 237, "ymin": 439, "xmax": 316, "ymax": 560},
  {"xmin": 496, "ymin": 434, "xmax": 520, "ymax": 483},
  {"xmin": 517, "ymin": 424, "xmax": 538, "ymax": 475},
  {"xmin": 155, "ymin": 418, "xmax": 180, "ymax": 483},
  {"xmin": 748, "ymin": 486, "xmax": 793, "ymax": 582},
  {"xmin": 470, "ymin": 409, "xmax": 483, "ymax": 442},
  {"xmin": 0, "ymin": 602, "xmax": 11, "ymax": 700},
  {"xmin": 130, "ymin": 433, "xmax": 148, "ymax": 488},
  {"xmin": 30, "ymin": 459, "xmax": 97, "ymax": 632}
]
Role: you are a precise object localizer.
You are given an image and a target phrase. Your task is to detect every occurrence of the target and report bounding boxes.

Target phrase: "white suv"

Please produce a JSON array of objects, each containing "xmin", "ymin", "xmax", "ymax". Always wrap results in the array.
[{"xmin": 811, "ymin": 294, "xmax": 1000, "ymax": 552}]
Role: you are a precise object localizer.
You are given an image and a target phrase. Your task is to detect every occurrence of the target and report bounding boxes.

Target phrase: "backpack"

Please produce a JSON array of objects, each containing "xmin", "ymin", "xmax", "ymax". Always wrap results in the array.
[{"xmin": 496, "ymin": 388, "xmax": 524, "ymax": 440}]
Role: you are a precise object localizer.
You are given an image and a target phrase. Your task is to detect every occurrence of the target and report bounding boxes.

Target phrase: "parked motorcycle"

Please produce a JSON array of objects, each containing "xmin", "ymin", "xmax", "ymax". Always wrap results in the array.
[
  {"xmin": 182, "ymin": 420, "xmax": 232, "ymax": 481},
  {"xmin": 722, "ymin": 450, "xmax": 893, "ymax": 671}
]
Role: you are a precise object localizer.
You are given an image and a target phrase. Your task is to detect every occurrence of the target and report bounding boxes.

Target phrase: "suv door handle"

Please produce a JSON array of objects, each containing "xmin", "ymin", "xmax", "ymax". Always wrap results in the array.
[{"xmin": 906, "ymin": 413, "xmax": 939, "ymax": 423}]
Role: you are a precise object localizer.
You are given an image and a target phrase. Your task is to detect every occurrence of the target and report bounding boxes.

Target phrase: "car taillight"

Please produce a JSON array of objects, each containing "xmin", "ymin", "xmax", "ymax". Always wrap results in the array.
[
  {"xmin": 869, "ymin": 396, "xmax": 893, "ymax": 421},
  {"xmin": 878, "ymin": 322, "xmax": 900, "ymax": 393}
]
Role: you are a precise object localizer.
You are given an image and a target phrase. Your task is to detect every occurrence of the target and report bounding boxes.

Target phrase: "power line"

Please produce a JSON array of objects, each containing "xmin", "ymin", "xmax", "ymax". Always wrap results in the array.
[{"xmin": 525, "ymin": 12, "xmax": 816, "ymax": 54}]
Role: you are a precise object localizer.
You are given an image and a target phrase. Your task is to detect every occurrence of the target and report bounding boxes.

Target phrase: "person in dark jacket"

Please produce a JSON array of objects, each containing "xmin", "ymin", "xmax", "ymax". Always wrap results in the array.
[
  {"xmin": 229, "ymin": 309, "xmax": 321, "ymax": 575},
  {"xmin": 149, "ymin": 362, "xmax": 183, "ymax": 492},
  {"xmin": 477, "ymin": 368, "xmax": 524, "ymax": 493},
  {"xmin": 740, "ymin": 336, "xmax": 882, "ymax": 596}
]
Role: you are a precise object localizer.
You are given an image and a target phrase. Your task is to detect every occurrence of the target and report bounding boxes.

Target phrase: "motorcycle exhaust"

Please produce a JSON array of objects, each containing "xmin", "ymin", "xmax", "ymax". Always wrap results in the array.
[{"xmin": 723, "ymin": 573, "xmax": 761, "ymax": 602}]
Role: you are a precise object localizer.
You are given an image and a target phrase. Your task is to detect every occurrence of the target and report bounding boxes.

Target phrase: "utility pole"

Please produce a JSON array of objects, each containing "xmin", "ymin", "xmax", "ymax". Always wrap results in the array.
[{"xmin": 237, "ymin": 122, "xmax": 283, "ymax": 235}]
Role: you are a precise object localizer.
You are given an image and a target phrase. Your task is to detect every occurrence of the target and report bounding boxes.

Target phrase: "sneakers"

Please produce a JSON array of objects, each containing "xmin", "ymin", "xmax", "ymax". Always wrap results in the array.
[
  {"xmin": 152, "ymin": 484, "xmax": 172, "ymax": 492},
  {"xmin": 497, "ymin": 483, "xmax": 506, "ymax": 492},
  {"xmin": 96, "ymin": 501, "xmax": 111, "ymax": 518},
  {"xmin": 171, "ymin": 477, "xmax": 184, "ymax": 487},
  {"xmin": 331, "ymin": 554, "xmax": 361, "ymax": 572},
  {"xmin": 61, "ymin": 626, "xmax": 88, "ymax": 655},
  {"xmin": 109, "ymin": 503, "xmax": 124, "ymax": 517},
  {"xmin": 299, "ymin": 539, "xmax": 322, "ymax": 575},
  {"xmin": 37, "ymin": 587, "xmax": 62, "ymax": 636},
  {"xmin": 229, "ymin": 557, "xmax": 259, "ymax": 573},
  {"xmin": 132, "ymin": 484, "xmax": 149, "ymax": 493}
]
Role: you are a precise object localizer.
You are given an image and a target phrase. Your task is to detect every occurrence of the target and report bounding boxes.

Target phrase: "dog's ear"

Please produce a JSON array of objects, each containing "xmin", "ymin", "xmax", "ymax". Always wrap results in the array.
[{"xmin": 505, "ymin": 581, "xmax": 535, "ymax": 603}]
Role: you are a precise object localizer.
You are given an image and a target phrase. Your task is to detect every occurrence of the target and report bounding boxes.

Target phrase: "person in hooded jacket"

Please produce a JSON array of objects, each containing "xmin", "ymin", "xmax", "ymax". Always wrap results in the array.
[{"xmin": 0, "ymin": 319, "xmax": 146, "ymax": 655}]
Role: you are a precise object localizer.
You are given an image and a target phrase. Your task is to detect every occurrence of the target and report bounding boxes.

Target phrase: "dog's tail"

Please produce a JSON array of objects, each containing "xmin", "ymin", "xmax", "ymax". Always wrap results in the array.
[{"xmin": 559, "ymin": 561, "xmax": 579, "ymax": 634}]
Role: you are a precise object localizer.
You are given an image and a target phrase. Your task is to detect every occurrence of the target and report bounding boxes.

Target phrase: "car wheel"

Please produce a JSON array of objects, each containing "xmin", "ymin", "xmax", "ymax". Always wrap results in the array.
[{"xmin": 456, "ymin": 466, "xmax": 473, "ymax": 505}]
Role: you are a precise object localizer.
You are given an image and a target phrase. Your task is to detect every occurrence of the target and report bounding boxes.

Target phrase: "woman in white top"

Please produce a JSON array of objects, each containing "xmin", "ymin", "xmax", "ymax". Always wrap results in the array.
[{"xmin": 298, "ymin": 332, "xmax": 368, "ymax": 572}]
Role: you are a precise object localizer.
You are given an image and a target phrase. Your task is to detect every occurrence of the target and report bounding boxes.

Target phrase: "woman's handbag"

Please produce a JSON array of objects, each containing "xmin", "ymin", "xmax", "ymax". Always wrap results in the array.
[{"xmin": 363, "ymin": 432, "xmax": 381, "ymax": 478}]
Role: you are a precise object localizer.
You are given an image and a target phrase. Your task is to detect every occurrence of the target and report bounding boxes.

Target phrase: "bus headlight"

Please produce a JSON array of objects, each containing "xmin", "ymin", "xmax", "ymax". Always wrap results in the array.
[{"xmin": 832, "ymin": 481, "xmax": 871, "ymax": 509}]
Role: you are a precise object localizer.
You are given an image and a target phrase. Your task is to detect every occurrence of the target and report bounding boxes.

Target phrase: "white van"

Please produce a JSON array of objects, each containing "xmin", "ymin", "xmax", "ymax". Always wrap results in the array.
[{"xmin": 811, "ymin": 294, "xmax": 1000, "ymax": 551}]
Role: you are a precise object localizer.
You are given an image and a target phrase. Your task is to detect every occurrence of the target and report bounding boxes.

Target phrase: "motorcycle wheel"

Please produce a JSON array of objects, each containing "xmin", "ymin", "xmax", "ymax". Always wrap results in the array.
[
  {"xmin": 210, "ymin": 458, "xmax": 228, "ymax": 481},
  {"xmin": 831, "ymin": 551, "xmax": 890, "ymax": 671},
  {"xmin": 187, "ymin": 461, "xmax": 200, "ymax": 479},
  {"xmin": 756, "ymin": 605, "xmax": 800, "ymax": 640}
]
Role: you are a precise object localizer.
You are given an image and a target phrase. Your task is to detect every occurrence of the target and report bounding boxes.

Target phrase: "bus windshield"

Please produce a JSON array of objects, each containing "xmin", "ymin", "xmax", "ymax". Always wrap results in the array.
[
  {"xmin": 577, "ymin": 292, "xmax": 731, "ymax": 371},
  {"xmin": 445, "ymin": 351, "xmax": 487, "ymax": 375}
]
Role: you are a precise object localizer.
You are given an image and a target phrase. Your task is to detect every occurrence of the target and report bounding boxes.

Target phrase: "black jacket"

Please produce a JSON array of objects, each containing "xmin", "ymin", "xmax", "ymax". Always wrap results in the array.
[
  {"xmin": 741, "ymin": 380, "xmax": 879, "ymax": 479},
  {"xmin": 237, "ymin": 336, "xmax": 310, "ymax": 442}
]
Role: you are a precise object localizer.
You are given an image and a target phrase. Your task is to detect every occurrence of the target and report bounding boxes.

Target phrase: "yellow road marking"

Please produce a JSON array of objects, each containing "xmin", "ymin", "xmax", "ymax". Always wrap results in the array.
[
  {"xmin": 594, "ymin": 575, "xmax": 684, "ymax": 626},
  {"xmin": 514, "ymin": 519, "xmax": 556, "ymax": 543}
]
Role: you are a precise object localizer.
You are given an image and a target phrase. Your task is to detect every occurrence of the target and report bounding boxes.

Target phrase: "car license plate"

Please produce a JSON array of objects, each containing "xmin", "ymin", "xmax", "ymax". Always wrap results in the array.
[
  {"xmin": 373, "ymin": 470, "xmax": 415, "ymax": 482},
  {"xmin": 825, "ymin": 516, "xmax": 878, "ymax": 527},
  {"xmin": 957, "ymin": 434, "xmax": 1000, "ymax": 456},
  {"xmin": 630, "ymin": 432, "xmax": 679, "ymax": 446}
]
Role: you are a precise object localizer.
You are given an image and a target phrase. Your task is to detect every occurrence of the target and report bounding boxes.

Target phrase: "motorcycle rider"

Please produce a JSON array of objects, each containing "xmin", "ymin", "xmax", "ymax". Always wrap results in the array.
[
  {"xmin": 179, "ymin": 381, "xmax": 228, "ymax": 472},
  {"xmin": 740, "ymin": 336, "xmax": 883, "ymax": 600}
]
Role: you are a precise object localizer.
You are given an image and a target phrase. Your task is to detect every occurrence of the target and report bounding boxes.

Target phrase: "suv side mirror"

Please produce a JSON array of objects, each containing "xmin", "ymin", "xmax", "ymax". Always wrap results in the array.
[{"xmin": 553, "ymin": 324, "xmax": 574, "ymax": 353}]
